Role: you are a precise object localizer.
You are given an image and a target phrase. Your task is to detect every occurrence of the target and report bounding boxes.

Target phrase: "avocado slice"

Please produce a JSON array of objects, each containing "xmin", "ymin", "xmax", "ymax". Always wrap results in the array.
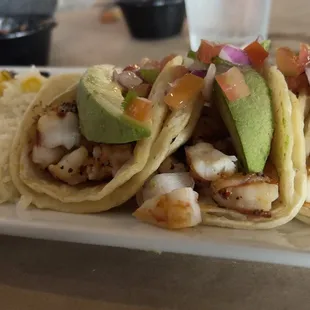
[
  {"xmin": 213, "ymin": 68, "xmax": 274, "ymax": 172},
  {"xmin": 77, "ymin": 65, "xmax": 151, "ymax": 144}
]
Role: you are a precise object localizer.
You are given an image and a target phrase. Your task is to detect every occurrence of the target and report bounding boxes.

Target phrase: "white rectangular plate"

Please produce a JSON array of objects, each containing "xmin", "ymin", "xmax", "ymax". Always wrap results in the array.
[{"xmin": 2, "ymin": 66, "xmax": 310, "ymax": 268}]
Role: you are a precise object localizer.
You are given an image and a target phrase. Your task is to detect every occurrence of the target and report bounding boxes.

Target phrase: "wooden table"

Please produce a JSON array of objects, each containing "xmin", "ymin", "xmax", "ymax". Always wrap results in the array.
[{"xmin": 2, "ymin": 1, "xmax": 310, "ymax": 309}]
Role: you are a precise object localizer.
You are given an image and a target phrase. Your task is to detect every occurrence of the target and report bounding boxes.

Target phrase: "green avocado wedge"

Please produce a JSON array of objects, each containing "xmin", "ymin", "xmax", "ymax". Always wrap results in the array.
[
  {"xmin": 77, "ymin": 65, "xmax": 151, "ymax": 144},
  {"xmin": 213, "ymin": 68, "xmax": 274, "ymax": 173}
]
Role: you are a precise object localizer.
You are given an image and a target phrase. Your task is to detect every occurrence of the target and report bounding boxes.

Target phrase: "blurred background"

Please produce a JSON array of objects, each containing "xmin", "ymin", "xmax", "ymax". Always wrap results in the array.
[{"xmin": 0, "ymin": 0, "xmax": 307, "ymax": 67}]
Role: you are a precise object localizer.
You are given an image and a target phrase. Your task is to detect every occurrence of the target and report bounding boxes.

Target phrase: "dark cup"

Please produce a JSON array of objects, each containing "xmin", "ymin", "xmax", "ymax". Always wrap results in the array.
[
  {"xmin": 0, "ymin": 15, "xmax": 56, "ymax": 66},
  {"xmin": 118, "ymin": 0, "xmax": 185, "ymax": 40}
]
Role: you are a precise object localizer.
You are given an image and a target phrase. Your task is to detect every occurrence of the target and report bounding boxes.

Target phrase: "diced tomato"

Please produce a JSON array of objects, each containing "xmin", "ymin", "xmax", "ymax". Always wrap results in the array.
[
  {"xmin": 197, "ymin": 40, "xmax": 223, "ymax": 64},
  {"xmin": 215, "ymin": 67, "xmax": 250, "ymax": 102},
  {"xmin": 244, "ymin": 40, "xmax": 269, "ymax": 68},
  {"xmin": 171, "ymin": 65, "xmax": 189, "ymax": 82},
  {"xmin": 299, "ymin": 43, "xmax": 310, "ymax": 68},
  {"xmin": 160, "ymin": 54, "xmax": 178, "ymax": 70},
  {"xmin": 132, "ymin": 83, "xmax": 151, "ymax": 97},
  {"xmin": 125, "ymin": 97, "xmax": 152, "ymax": 122},
  {"xmin": 276, "ymin": 47, "xmax": 303, "ymax": 77},
  {"xmin": 164, "ymin": 74, "xmax": 204, "ymax": 110},
  {"xmin": 213, "ymin": 44, "xmax": 224, "ymax": 57},
  {"xmin": 286, "ymin": 73, "xmax": 310, "ymax": 94}
]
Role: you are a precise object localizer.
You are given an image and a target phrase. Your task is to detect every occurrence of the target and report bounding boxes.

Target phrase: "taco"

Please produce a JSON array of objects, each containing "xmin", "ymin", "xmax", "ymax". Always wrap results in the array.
[
  {"xmin": 0, "ymin": 68, "xmax": 49, "ymax": 203},
  {"xmin": 131, "ymin": 40, "xmax": 307, "ymax": 229},
  {"xmin": 10, "ymin": 56, "xmax": 204, "ymax": 213},
  {"xmin": 270, "ymin": 43, "xmax": 310, "ymax": 225}
]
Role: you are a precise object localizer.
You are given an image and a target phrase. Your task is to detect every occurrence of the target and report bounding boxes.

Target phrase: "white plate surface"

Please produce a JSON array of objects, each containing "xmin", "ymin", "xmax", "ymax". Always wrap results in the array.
[{"xmin": 2, "ymin": 66, "xmax": 310, "ymax": 268}]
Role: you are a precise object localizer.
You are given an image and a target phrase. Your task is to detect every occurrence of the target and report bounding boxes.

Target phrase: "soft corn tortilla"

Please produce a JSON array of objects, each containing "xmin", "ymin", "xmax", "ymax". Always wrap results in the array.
[
  {"xmin": 296, "ymin": 93, "xmax": 310, "ymax": 224},
  {"xmin": 10, "ymin": 58, "xmax": 195, "ymax": 212},
  {"xmin": 0, "ymin": 73, "xmax": 80, "ymax": 204}
]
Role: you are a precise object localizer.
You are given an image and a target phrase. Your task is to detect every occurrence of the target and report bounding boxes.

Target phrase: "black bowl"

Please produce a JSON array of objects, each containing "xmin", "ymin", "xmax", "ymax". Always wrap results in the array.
[
  {"xmin": 118, "ymin": 0, "xmax": 185, "ymax": 40},
  {"xmin": 0, "ymin": 15, "xmax": 56, "ymax": 66}
]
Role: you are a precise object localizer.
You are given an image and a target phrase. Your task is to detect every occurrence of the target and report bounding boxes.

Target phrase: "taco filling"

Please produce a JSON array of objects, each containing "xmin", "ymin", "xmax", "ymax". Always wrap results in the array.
[
  {"xmin": 275, "ymin": 43, "xmax": 310, "ymax": 96},
  {"xmin": 31, "ymin": 103, "xmax": 135, "ymax": 185},
  {"xmin": 30, "ymin": 58, "xmax": 171, "ymax": 186},
  {"xmin": 29, "ymin": 52, "xmax": 214, "ymax": 187},
  {"xmin": 133, "ymin": 39, "xmax": 289, "ymax": 229}
]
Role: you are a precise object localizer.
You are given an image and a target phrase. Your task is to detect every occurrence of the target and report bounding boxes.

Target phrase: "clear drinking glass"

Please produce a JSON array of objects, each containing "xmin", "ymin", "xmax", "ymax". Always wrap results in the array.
[{"xmin": 185, "ymin": 0, "xmax": 272, "ymax": 51}]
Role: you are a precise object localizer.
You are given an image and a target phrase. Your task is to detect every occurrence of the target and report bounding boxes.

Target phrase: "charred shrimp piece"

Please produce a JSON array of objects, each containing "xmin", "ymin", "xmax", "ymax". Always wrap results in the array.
[
  {"xmin": 48, "ymin": 146, "xmax": 88, "ymax": 185},
  {"xmin": 211, "ymin": 173, "xmax": 279, "ymax": 217},
  {"xmin": 186, "ymin": 142, "xmax": 237, "ymax": 182},
  {"xmin": 133, "ymin": 187, "xmax": 202, "ymax": 229},
  {"xmin": 36, "ymin": 111, "xmax": 80, "ymax": 150},
  {"xmin": 92, "ymin": 144, "xmax": 133, "ymax": 177},
  {"xmin": 32, "ymin": 145, "xmax": 66, "ymax": 169},
  {"xmin": 139, "ymin": 172, "xmax": 195, "ymax": 203},
  {"xmin": 84, "ymin": 144, "xmax": 133, "ymax": 181},
  {"xmin": 85, "ymin": 157, "xmax": 113, "ymax": 181}
]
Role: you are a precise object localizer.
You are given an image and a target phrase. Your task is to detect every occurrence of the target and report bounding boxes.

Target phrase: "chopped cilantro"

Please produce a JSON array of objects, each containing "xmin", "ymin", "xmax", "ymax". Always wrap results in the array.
[{"xmin": 122, "ymin": 90, "xmax": 137, "ymax": 109}]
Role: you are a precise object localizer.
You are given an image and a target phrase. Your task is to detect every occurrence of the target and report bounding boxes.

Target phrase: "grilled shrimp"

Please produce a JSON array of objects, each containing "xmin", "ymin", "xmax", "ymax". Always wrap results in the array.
[
  {"xmin": 37, "ymin": 111, "xmax": 80, "ymax": 150},
  {"xmin": 133, "ymin": 187, "xmax": 202, "ymax": 229},
  {"xmin": 92, "ymin": 144, "xmax": 133, "ymax": 177},
  {"xmin": 32, "ymin": 145, "xmax": 66, "ymax": 169},
  {"xmin": 140, "ymin": 172, "xmax": 195, "ymax": 203},
  {"xmin": 158, "ymin": 156, "xmax": 187, "ymax": 174},
  {"xmin": 85, "ymin": 157, "xmax": 113, "ymax": 181},
  {"xmin": 186, "ymin": 142, "xmax": 237, "ymax": 182},
  {"xmin": 48, "ymin": 146, "xmax": 88, "ymax": 185},
  {"xmin": 211, "ymin": 173, "xmax": 279, "ymax": 216}
]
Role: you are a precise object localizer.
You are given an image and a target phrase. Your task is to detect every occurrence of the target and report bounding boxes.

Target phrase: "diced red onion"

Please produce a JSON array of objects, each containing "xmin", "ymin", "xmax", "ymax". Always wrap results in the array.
[
  {"xmin": 117, "ymin": 71, "xmax": 143, "ymax": 89},
  {"xmin": 219, "ymin": 44, "xmax": 250, "ymax": 65},
  {"xmin": 191, "ymin": 70, "xmax": 207, "ymax": 78},
  {"xmin": 202, "ymin": 63, "xmax": 216, "ymax": 101}
]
